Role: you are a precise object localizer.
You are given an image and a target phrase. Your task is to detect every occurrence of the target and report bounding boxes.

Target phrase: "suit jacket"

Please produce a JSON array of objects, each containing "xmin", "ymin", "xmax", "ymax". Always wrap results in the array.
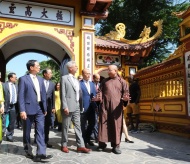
[
  {"xmin": 61, "ymin": 74, "xmax": 82, "ymax": 112},
  {"xmin": 45, "ymin": 80, "xmax": 55, "ymax": 112},
  {"xmin": 80, "ymin": 80, "xmax": 97, "ymax": 112},
  {"xmin": 18, "ymin": 74, "xmax": 47, "ymax": 115},
  {"xmin": 3, "ymin": 81, "xmax": 18, "ymax": 112}
]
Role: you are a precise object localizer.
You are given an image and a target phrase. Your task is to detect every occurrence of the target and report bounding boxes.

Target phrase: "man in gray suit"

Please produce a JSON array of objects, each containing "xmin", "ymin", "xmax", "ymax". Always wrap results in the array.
[
  {"xmin": 2, "ymin": 72, "xmax": 18, "ymax": 142},
  {"xmin": 60, "ymin": 61, "xmax": 90, "ymax": 153}
]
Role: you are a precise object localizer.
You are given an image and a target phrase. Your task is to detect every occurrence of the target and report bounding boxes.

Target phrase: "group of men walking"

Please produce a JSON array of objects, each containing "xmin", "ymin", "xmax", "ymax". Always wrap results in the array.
[
  {"xmin": 0, "ymin": 60, "xmax": 54, "ymax": 162},
  {"xmin": 0, "ymin": 59, "xmax": 141, "ymax": 162},
  {"xmin": 60, "ymin": 61, "xmax": 130, "ymax": 155}
]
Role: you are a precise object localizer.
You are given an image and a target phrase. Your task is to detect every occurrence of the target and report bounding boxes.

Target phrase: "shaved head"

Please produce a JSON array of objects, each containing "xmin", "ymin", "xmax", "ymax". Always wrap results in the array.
[
  {"xmin": 108, "ymin": 65, "xmax": 118, "ymax": 78},
  {"xmin": 108, "ymin": 65, "xmax": 118, "ymax": 71}
]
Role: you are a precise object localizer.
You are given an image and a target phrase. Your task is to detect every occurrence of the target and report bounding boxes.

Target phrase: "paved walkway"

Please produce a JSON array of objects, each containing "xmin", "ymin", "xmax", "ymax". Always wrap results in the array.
[{"xmin": 0, "ymin": 128, "xmax": 190, "ymax": 164}]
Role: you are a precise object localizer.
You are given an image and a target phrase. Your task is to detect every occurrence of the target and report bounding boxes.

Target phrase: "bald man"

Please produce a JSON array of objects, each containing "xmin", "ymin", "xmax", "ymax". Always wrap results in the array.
[
  {"xmin": 80, "ymin": 69, "xmax": 97, "ymax": 147},
  {"xmin": 95, "ymin": 65, "xmax": 130, "ymax": 154}
]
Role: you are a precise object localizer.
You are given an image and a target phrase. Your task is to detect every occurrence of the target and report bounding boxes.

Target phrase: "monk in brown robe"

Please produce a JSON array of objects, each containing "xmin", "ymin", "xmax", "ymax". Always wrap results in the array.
[{"xmin": 94, "ymin": 65, "xmax": 130, "ymax": 154}]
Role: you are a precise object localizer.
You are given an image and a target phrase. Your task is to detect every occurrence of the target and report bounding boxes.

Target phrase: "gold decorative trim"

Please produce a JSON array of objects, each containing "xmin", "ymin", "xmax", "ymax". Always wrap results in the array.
[
  {"xmin": 0, "ymin": 22, "xmax": 18, "ymax": 33},
  {"xmin": 97, "ymin": 20, "xmax": 163, "ymax": 44},
  {"xmin": 167, "ymin": 43, "xmax": 186, "ymax": 60},
  {"xmin": 54, "ymin": 28, "xmax": 74, "ymax": 52}
]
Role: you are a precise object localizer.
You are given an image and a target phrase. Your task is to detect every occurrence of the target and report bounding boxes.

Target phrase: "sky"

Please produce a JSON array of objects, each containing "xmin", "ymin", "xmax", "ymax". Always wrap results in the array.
[{"xmin": 6, "ymin": 52, "xmax": 48, "ymax": 78}]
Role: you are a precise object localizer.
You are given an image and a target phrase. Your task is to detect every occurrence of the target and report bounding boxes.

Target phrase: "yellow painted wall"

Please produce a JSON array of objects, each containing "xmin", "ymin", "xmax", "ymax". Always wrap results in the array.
[{"xmin": 0, "ymin": 0, "xmax": 93, "ymax": 77}]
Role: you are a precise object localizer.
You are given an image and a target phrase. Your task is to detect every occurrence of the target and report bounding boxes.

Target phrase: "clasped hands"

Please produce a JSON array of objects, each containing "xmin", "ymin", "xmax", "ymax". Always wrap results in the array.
[{"xmin": 91, "ymin": 96, "xmax": 101, "ymax": 102}]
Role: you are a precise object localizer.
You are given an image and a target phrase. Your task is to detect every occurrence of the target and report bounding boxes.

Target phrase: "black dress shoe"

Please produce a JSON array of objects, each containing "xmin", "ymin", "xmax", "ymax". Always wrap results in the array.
[
  {"xmin": 112, "ymin": 147, "xmax": 121, "ymax": 154},
  {"xmin": 46, "ymin": 143, "xmax": 53, "ymax": 148},
  {"xmin": 97, "ymin": 144, "xmax": 107, "ymax": 151},
  {"xmin": 35, "ymin": 154, "xmax": 53, "ymax": 162},
  {"xmin": 25, "ymin": 153, "xmax": 34, "ymax": 159},
  {"xmin": 17, "ymin": 126, "xmax": 22, "ymax": 129},
  {"xmin": 6, "ymin": 138, "xmax": 13, "ymax": 142},
  {"xmin": 87, "ymin": 141, "xmax": 95, "ymax": 146},
  {"xmin": 125, "ymin": 138, "xmax": 134, "ymax": 143}
]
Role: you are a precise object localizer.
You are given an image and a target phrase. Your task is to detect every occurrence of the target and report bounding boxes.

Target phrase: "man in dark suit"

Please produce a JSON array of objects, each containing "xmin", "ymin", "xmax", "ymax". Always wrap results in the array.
[
  {"xmin": 2, "ymin": 72, "xmax": 17, "ymax": 142},
  {"xmin": 80, "ymin": 69, "xmax": 97, "ymax": 147},
  {"xmin": 91, "ymin": 73, "xmax": 101, "ymax": 142},
  {"xmin": 42, "ymin": 68, "xmax": 55, "ymax": 148},
  {"xmin": 60, "ymin": 61, "xmax": 90, "ymax": 153},
  {"xmin": 18, "ymin": 60, "xmax": 52, "ymax": 162}
]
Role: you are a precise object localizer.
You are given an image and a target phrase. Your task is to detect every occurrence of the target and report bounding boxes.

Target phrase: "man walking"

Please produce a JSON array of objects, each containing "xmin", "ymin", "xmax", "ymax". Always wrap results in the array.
[
  {"xmin": 94, "ymin": 65, "xmax": 130, "ymax": 154},
  {"xmin": 91, "ymin": 73, "xmax": 100, "ymax": 142},
  {"xmin": 18, "ymin": 60, "xmax": 52, "ymax": 162},
  {"xmin": 42, "ymin": 68, "xmax": 55, "ymax": 148},
  {"xmin": 2, "ymin": 72, "xmax": 17, "ymax": 142},
  {"xmin": 80, "ymin": 69, "xmax": 97, "ymax": 147},
  {"xmin": 60, "ymin": 61, "xmax": 90, "ymax": 153}
]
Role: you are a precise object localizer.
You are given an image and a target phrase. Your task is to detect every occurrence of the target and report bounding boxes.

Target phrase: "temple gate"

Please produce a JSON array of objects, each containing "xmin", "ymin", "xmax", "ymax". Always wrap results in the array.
[{"xmin": 0, "ymin": 0, "xmax": 112, "ymax": 80}]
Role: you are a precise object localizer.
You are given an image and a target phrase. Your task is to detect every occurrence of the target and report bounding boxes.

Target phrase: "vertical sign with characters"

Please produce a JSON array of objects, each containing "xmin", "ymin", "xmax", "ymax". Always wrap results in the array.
[{"xmin": 84, "ymin": 32, "xmax": 93, "ymax": 78}]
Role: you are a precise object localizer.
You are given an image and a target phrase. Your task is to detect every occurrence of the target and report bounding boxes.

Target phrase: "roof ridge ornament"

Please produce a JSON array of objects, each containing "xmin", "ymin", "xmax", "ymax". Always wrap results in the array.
[{"xmin": 97, "ymin": 20, "xmax": 163, "ymax": 44}]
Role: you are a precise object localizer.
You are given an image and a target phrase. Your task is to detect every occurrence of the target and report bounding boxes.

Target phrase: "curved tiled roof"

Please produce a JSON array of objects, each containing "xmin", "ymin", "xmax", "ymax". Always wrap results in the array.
[
  {"xmin": 95, "ymin": 37, "xmax": 157, "ymax": 50},
  {"xmin": 173, "ymin": 7, "xmax": 190, "ymax": 18}
]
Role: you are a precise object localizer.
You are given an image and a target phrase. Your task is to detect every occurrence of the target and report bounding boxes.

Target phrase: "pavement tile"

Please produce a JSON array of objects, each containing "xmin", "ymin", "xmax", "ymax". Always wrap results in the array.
[{"xmin": 0, "ymin": 128, "xmax": 190, "ymax": 164}]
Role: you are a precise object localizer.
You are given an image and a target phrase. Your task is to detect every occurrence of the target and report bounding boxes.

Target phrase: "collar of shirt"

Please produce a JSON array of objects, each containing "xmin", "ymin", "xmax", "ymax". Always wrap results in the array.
[
  {"xmin": 8, "ymin": 82, "xmax": 14, "ymax": 85},
  {"xmin": 30, "ymin": 74, "xmax": 37, "ymax": 79},
  {"xmin": 44, "ymin": 79, "xmax": 49, "ymax": 83},
  {"xmin": 84, "ymin": 80, "xmax": 89, "ymax": 83},
  {"xmin": 69, "ymin": 73, "xmax": 76, "ymax": 78}
]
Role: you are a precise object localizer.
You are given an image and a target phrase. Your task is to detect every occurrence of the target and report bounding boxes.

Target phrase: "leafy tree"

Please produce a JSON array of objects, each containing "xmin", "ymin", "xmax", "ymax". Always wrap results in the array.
[
  {"xmin": 39, "ymin": 59, "xmax": 60, "ymax": 83},
  {"xmin": 96, "ymin": 0, "xmax": 190, "ymax": 68}
]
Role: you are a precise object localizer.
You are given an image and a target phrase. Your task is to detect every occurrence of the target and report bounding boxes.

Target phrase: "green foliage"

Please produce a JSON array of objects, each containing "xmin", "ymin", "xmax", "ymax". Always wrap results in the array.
[
  {"xmin": 96, "ymin": 0, "xmax": 190, "ymax": 69},
  {"xmin": 39, "ymin": 59, "xmax": 60, "ymax": 83}
]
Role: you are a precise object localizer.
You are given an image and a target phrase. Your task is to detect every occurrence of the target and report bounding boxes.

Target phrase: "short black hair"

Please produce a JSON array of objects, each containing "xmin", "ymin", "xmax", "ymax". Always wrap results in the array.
[
  {"xmin": 26, "ymin": 60, "xmax": 37, "ymax": 71},
  {"xmin": 8, "ymin": 72, "xmax": 16, "ymax": 80},
  {"xmin": 42, "ymin": 68, "xmax": 51, "ymax": 76}
]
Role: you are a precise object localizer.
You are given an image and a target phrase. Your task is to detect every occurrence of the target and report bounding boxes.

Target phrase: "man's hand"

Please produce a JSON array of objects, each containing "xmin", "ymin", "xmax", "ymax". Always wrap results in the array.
[
  {"xmin": 0, "ymin": 106, "xmax": 4, "ymax": 114},
  {"xmin": 64, "ymin": 108, "xmax": 69, "ymax": 115},
  {"xmin": 52, "ymin": 109, "xmax": 56, "ymax": 113},
  {"xmin": 44, "ymin": 112, "xmax": 47, "ymax": 116},
  {"xmin": 20, "ymin": 112, "xmax": 27, "ymax": 120},
  {"xmin": 122, "ymin": 94, "xmax": 131, "ymax": 101},
  {"xmin": 91, "ymin": 96, "xmax": 100, "ymax": 102}
]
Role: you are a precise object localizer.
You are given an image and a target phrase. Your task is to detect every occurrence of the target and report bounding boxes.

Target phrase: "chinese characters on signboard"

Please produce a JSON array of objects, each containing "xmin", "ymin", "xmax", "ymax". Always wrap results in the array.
[
  {"xmin": 0, "ymin": 0, "xmax": 74, "ymax": 26},
  {"xmin": 185, "ymin": 52, "xmax": 190, "ymax": 116},
  {"xmin": 84, "ymin": 33, "xmax": 93, "ymax": 76}
]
